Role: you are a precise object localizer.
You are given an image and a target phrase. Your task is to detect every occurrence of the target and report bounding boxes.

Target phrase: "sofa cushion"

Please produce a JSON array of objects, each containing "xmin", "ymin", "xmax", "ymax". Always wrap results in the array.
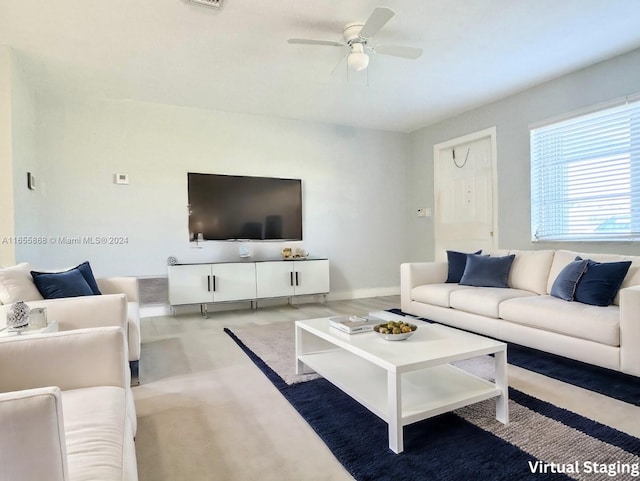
[
  {"xmin": 445, "ymin": 250, "xmax": 481, "ymax": 283},
  {"xmin": 0, "ymin": 263, "xmax": 44, "ymax": 304},
  {"xmin": 574, "ymin": 258, "xmax": 632, "ymax": 307},
  {"xmin": 411, "ymin": 284, "xmax": 475, "ymax": 308},
  {"xmin": 499, "ymin": 295, "xmax": 620, "ymax": 346},
  {"xmin": 547, "ymin": 250, "xmax": 640, "ymax": 304},
  {"xmin": 62, "ymin": 386, "xmax": 130, "ymax": 481},
  {"xmin": 74, "ymin": 262, "xmax": 102, "ymax": 295},
  {"xmin": 31, "ymin": 269, "xmax": 95, "ymax": 299},
  {"xmin": 550, "ymin": 258, "xmax": 589, "ymax": 301},
  {"xmin": 508, "ymin": 250, "xmax": 555, "ymax": 295},
  {"xmin": 450, "ymin": 286, "xmax": 537, "ymax": 318},
  {"xmin": 459, "ymin": 254, "xmax": 515, "ymax": 288}
]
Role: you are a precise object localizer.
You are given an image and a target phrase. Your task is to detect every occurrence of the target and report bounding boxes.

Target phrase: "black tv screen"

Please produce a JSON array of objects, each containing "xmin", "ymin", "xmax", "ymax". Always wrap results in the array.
[{"xmin": 187, "ymin": 173, "xmax": 303, "ymax": 241}]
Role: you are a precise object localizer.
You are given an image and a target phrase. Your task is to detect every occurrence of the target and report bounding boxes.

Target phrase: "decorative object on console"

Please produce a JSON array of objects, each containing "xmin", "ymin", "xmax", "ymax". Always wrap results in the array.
[
  {"xmin": 167, "ymin": 256, "xmax": 178, "ymax": 266},
  {"xmin": 281, "ymin": 247, "xmax": 292, "ymax": 259},
  {"xmin": 7, "ymin": 300, "xmax": 30, "ymax": 333},
  {"xmin": 292, "ymin": 247, "xmax": 309, "ymax": 259},
  {"xmin": 239, "ymin": 245, "xmax": 251, "ymax": 258}
]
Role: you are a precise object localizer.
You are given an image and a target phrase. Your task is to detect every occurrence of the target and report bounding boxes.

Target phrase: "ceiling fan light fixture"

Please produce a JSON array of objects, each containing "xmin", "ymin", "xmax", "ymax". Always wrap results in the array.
[{"xmin": 348, "ymin": 44, "xmax": 369, "ymax": 71}]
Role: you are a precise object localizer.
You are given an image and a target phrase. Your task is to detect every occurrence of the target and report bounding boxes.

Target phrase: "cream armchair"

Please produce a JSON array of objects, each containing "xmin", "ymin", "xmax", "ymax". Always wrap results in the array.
[
  {"xmin": 0, "ymin": 274, "xmax": 140, "ymax": 366},
  {"xmin": 0, "ymin": 327, "xmax": 138, "ymax": 481}
]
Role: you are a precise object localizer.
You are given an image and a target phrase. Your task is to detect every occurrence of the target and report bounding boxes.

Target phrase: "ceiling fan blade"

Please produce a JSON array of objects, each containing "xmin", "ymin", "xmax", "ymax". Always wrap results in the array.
[
  {"xmin": 373, "ymin": 45, "xmax": 423, "ymax": 59},
  {"xmin": 358, "ymin": 7, "xmax": 395, "ymax": 39},
  {"xmin": 330, "ymin": 50, "xmax": 349, "ymax": 76},
  {"xmin": 287, "ymin": 38, "xmax": 344, "ymax": 47}
]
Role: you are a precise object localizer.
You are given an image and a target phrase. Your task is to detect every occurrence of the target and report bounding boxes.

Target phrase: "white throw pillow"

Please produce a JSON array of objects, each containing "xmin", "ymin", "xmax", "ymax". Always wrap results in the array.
[{"xmin": 0, "ymin": 263, "xmax": 44, "ymax": 304}]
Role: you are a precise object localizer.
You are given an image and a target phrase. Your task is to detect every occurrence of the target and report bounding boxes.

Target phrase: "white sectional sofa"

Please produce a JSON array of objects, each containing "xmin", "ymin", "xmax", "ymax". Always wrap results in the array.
[
  {"xmin": 0, "ymin": 326, "xmax": 138, "ymax": 481},
  {"xmin": 401, "ymin": 249, "xmax": 640, "ymax": 377},
  {"xmin": 0, "ymin": 263, "xmax": 140, "ymax": 364}
]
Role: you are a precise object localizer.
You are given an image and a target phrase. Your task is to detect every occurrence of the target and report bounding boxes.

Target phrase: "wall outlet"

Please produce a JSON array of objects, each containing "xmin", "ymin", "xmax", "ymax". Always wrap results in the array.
[{"xmin": 417, "ymin": 208, "xmax": 432, "ymax": 217}]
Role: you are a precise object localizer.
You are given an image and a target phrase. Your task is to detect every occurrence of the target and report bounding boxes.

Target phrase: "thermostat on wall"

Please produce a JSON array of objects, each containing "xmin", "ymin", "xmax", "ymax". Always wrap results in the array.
[{"xmin": 114, "ymin": 173, "xmax": 129, "ymax": 185}]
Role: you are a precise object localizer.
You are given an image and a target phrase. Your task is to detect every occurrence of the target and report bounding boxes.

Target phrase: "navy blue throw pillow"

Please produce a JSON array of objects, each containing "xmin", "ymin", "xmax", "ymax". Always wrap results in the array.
[
  {"xmin": 459, "ymin": 254, "xmax": 515, "ymax": 288},
  {"xmin": 446, "ymin": 250, "xmax": 482, "ymax": 283},
  {"xmin": 574, "ymin": 258, "xmax": 631, "ymax": 307},
  {"xmin": 550, "ymin": 258, "xmax": 589, "ymax": 301},
  {"xmin": 75, "ymin": 261, "xmax": 102, "ymax": 295},
  {"xmin": 31, "ymin": 268, "xmax": 95, "ymax": 299}
]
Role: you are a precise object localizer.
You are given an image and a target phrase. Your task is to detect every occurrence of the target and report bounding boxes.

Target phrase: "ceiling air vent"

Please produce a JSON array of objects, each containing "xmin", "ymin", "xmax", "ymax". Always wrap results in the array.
[{"xmin": 187, "ymin": 0, "xmax": 223, "ymax": 8}]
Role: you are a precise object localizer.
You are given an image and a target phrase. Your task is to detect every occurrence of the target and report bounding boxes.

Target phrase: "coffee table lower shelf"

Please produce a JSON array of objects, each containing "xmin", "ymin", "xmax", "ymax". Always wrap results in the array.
[{"xmin": 298, "ymin": 349, "xmax": 503, "ymax": 451}]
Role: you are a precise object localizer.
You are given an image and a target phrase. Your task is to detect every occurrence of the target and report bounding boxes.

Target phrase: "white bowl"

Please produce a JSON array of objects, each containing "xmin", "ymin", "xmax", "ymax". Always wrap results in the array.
[{"xmin": 375, "ymin": 329, "xmax": 416, "ymax": 341}]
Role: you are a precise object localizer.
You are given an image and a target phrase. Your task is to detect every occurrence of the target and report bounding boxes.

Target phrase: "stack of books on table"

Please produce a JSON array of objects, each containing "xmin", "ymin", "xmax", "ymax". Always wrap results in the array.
[{"xmin": 329, "ymin": 314, "xmax": 384, "ymax": 334}]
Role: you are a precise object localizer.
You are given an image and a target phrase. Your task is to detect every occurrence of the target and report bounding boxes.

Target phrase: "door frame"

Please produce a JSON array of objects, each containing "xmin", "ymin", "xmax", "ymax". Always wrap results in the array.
[{"xmin": 433, "ymin": 126, "xmax": 499, "ymax": 259}]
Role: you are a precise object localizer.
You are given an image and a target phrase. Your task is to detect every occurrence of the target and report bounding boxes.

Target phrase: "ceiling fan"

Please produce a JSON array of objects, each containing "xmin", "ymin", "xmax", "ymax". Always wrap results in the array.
[{"xmin": 287, "ymin": 7, "xmax": 422, "ymax": 73}]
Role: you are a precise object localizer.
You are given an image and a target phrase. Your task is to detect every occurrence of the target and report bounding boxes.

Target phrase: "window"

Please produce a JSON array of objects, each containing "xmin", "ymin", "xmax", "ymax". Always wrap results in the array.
[{"xmin": 530, "ymin": 98, "xmax": 640, "ymax": 241}]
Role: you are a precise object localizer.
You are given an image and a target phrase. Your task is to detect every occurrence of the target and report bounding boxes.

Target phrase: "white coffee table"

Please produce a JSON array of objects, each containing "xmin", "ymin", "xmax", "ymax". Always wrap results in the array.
[{"xmin": 295, "ymin": 312, "xmax": 508, "ymax": 453}]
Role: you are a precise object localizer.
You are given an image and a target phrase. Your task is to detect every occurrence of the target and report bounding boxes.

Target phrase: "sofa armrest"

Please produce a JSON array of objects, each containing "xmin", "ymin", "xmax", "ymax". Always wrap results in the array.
[
  {"xmin": 619, "ymin": 285, "xmax": 640, "ymax": 376},
  {"xmin": 400, "ymin": 262, "xmax": 448, "ymax": 313},
  {"xmin": 0, "ymin": 386, "xmax": 68, "ymax": 481},
  {"xmin": 17, "ymin": 293, "xmax": 128, "ymax": 333},
  {"xmin": 97, "ymin": 277, "xmax": 139, "ymax": 303},
  {"xmin": 0, "ymin": 326, "xmax": 129, "ymax": 393}
]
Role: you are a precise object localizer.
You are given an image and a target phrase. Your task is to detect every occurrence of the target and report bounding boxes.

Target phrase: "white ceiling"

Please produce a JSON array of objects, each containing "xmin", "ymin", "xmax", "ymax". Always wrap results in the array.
[{"xmin": 2, "ymin": 0, "xmax": 640, "ymax": 133}]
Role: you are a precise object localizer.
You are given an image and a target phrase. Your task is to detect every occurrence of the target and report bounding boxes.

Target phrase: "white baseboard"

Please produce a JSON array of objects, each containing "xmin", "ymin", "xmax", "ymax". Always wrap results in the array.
[
  {"xmin": 139, "ymin": 286, "xmax": 400, "ymax": 318},
  {"xmin": 326, "ymin": 286, "xmax": 400, "ymax": 301},
  {"xmin": 139, "ymin": 304, "xmax": 173, "ymax": 318}
]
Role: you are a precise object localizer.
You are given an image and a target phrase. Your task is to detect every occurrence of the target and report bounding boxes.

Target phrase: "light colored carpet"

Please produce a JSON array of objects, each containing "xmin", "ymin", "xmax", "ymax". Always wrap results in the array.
[
  {"xmin": 133, "ymin": 298, "xmax": 640, "ymax": 481},
  {"xmin": 134, "ymin": 297, "xmax": 402, "ymax": 481},
  {"xmin": 228, "ymin": 321, "xmax": 640, "ymax": 481}
]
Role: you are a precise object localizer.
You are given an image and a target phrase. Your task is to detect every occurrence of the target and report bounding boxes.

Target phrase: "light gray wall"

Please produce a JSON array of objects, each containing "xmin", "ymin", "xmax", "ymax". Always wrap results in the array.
[
  {"xmin": 10, "ymin": 53, "xmax": 39, "ymax": 258},
  {"xmin": 18, "ymin": 92, "xmax": 409, "ymax": 297},
  {"xmin": 12, "ymin": 46, "xmax": 640, "ymax": 295},
  {"xmin": 0, "ymin": 47, "xmax": 16, "ymax": 265},
  {"xmin": 408, "ymin": 47, "xmax": 640, "ymax": 260}
]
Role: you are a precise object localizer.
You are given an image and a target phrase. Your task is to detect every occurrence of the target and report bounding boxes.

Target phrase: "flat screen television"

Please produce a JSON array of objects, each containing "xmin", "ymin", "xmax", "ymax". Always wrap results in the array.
[{"xmin": 187, "ymin": 173, "xmax": 303, "ymax": 241}]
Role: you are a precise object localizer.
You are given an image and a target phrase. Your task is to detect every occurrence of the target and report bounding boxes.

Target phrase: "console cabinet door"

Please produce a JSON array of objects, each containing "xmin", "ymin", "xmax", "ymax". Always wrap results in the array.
[
  {"xmin": 211, "ymin": 263, "xmax": 257, "ymax": 302},
  {"xmin": 293, "ymin": 260, "xmax": 330, "ymax": 295},
  {"xmin": 168, "ymin": 264, "xmax": 214, "ymax": 305},
  {"xmin": 255, "ymin": 262, "xmax": 295, "ymax": 298}
]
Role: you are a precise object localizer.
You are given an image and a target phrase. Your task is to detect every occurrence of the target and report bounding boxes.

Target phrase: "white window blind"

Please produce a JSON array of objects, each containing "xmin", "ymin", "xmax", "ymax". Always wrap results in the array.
[{"xmin": 531, "ymin": 99, "xmax": 640, "ymax": 241}]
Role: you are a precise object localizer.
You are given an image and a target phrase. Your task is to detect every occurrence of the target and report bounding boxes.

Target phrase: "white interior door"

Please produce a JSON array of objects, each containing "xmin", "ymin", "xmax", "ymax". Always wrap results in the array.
[{"xmin": 433, "ymin": 127, "xmax": 498, "ymax": 261}]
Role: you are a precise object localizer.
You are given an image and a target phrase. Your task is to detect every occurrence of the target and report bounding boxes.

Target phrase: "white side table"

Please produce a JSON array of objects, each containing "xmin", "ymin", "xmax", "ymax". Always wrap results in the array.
[{"xmin": 0, "ymin": 321, "xmax": 59, "ymax": 338}]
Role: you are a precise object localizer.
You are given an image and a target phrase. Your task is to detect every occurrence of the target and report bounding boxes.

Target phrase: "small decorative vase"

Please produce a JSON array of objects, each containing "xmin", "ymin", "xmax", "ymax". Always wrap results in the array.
[{"xmin": 7, "ymin": 301, "xmax": 30, "ymax": 333}]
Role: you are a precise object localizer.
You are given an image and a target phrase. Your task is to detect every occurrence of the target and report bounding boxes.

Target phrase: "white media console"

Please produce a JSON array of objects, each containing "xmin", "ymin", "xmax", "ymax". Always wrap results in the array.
[{"xmin": 168, "ymin": 258, "xmax": 330, "ymax": 316}]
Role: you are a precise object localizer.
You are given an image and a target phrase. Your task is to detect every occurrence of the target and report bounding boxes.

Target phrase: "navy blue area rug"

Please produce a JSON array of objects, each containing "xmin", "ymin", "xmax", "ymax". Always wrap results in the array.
[
  {"xmin": 225, "ymin": 326, "xmax": 640, "ymax": 481},
  {"xmin": 387, "ymin": 309, "xmax": 640, "ymax": 407}
]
